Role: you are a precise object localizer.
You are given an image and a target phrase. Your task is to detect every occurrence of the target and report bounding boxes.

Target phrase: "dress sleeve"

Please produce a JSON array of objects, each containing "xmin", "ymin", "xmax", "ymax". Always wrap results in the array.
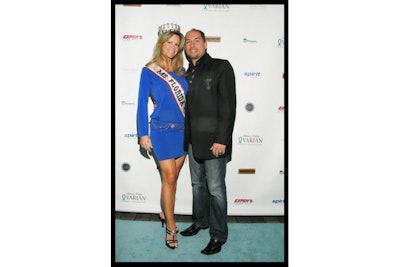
[{"xmin": 136, "ymin": 67, "xmax": 151, "ymax": 137}]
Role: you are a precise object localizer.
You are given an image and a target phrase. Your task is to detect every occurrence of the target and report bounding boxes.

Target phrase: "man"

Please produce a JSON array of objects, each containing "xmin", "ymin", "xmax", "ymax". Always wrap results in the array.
[{"xmin": 180, "ymin": 28, "xmax": 236, "ymax": 255}]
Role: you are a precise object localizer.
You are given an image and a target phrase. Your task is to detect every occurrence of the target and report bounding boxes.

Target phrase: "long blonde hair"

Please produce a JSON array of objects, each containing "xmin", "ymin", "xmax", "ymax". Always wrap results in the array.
[{"xmin": 146, "ymin": 31, "xmax": 185, "ymax": 75}]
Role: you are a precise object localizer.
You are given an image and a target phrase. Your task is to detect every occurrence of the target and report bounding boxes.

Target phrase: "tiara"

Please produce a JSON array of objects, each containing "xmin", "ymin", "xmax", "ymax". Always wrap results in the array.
[{"xmin": 158, "ymin": 23, "xmax": 181, "ymax": 36}]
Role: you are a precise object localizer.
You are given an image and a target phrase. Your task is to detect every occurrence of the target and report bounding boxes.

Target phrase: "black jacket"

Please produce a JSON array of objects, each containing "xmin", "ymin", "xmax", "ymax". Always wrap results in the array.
[{"xmin": 184, "ymin": 53, "xmax": 236, "ymax": 161}]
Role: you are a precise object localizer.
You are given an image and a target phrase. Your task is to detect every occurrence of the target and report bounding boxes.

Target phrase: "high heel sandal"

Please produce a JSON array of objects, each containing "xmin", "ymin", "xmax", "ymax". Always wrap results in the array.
[
  {"xmin": 159, "ymin": 213, "xmax": 179, "ymax": 233},
  {"xmin": 165, "ymin": 228, "xmax": 178, "ymax": 249},
  {"xmin": 159, "ymin": 214, "xmax": 166, "ymax": 228}
]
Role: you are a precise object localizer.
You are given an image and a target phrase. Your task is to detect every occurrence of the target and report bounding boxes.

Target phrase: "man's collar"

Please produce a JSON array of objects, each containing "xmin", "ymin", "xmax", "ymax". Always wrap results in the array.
[{"xmin": 189, "ymin": 53, "xmax": 211, "ymax": 67}]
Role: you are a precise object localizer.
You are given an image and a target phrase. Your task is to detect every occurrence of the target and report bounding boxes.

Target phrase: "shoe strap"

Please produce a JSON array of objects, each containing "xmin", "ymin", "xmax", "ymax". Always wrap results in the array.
[{"xmin": 166, "ymin": 228, "xmax": 177, "ymax": 236}]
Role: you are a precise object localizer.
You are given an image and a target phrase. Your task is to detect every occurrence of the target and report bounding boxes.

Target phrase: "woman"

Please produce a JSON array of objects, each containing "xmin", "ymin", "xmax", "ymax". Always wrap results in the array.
[{"xmin": 136, "ymin": 23, "xmax": 188, "ymax": 249}]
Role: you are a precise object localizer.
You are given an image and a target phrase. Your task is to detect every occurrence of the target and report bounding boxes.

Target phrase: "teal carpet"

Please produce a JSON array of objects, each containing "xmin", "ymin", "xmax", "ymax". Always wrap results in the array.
[{"xmin": 115, "ymin": 219, "xmax": 284, "ymax": 262}]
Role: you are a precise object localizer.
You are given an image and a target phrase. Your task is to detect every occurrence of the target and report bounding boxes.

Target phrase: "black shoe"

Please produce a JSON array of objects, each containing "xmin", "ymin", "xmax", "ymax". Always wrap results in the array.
[
  {"xmin": 159, "ymin": 213, "xmax": 179, "ymax": 233},
  {"xmin": 201, "ymin": 239, "xmax": 225, "ymax": 255},
  {"xmin": 159, "ymin": 213, "xmax": 166, "ymax": 228},
  {"xmin": 180, "ymin": 223, "xmax": 208, "ymax": 236}
]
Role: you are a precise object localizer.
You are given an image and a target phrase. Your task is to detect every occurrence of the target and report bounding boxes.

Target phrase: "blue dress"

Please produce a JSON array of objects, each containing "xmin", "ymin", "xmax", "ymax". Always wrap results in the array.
[{"xmin": 136, "ymin": 66, "xmax": 189, "ymax": 161}]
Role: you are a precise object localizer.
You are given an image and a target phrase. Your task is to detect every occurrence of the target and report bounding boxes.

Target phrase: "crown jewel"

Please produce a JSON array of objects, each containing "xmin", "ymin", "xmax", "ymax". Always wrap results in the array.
[{"xmin": 158, "ymin": 23, "xmax": 181, "ymax": 36}]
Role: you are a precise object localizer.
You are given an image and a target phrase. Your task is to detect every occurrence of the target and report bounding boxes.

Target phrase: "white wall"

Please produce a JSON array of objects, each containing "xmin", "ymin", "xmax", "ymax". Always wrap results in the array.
[{"xmin": 115, "ymin": 4, "xmax": 285, "ymax": 215}]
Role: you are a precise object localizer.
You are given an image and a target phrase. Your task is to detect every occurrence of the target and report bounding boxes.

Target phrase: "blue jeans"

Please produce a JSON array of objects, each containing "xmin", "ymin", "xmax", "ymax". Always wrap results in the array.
[{"xmin": 188, "ymin": 144, "xmax": 228, "ymax": 242}]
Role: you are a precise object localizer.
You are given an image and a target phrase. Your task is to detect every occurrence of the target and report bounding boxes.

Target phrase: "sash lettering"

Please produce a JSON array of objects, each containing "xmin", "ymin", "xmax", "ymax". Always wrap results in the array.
[{"xmin": 147, "ymin": 64, "xmax": 186, "ymax": 117}]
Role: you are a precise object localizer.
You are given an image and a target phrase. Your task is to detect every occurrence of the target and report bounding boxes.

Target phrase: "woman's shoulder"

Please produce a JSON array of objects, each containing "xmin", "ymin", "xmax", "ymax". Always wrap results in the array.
[
  {"xmin": 142, "ymin": 65, "xmax": 152, "ymax": 71},
  {"xmin": 141, "ymin": 65, "xmax": 156, "ymax": 75}
]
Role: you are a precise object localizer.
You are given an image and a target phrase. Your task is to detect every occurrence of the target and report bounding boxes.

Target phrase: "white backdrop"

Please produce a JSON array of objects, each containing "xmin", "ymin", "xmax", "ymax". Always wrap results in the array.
[{"xmin": 115, "ymin": 4, "xmax": 285, "ymax": 215}]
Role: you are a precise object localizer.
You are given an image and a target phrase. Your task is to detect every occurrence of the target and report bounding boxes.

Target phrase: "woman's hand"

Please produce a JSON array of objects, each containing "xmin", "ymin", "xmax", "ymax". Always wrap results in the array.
[{"xmin": 139, "ymin": 136, "xmax": 153, "ymax": 152}]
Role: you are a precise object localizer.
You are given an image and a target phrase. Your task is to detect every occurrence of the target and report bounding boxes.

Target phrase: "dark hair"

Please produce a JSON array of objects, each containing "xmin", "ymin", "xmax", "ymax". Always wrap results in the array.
[{"xmin": 186, "ymin": 28, "xmax": 206, "ymax": 42}]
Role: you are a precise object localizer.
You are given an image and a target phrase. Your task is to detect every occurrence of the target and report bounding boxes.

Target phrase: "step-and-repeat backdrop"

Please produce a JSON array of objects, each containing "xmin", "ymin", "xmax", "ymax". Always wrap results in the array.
[{"xmin": 115, "ymin": 4, "xmax": 285, "ymax": 215}]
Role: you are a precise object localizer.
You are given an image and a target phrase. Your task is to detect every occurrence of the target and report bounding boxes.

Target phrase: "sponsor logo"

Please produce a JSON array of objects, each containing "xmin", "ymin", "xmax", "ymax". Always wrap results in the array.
[
  {"xmin": 245, "ymin": 103, "xmax": 254, "ymax": 112},
  {"xmin": 272, "ymin": 199, "xmax": 285, "ymax": 204},
  {"xmin": 277, "ymin": 37, "xmax": 284, "ymax": 48},
  {"xmin": 122, "ymin": 163, "xmax": 130, "ymax": 171},
  {"xmin": 122, "ymin": 34, "xmax": 143, "ymax": 40},
  {"xmin": 206, "ymin": 36, "xmax": 221, "ymax": 42},
  {"xmin": 238, "ymin": 169, "xmax": 256, "ymax": 174},
  {"xmin": 121, "ymin": 100, "xmax": 135, "ymax": 105},
  {"xmin": 203, "ymin": 4, "xmax": 230, "ymax": 12},
  {"xmin": 124, "ymin": 133, "xmax": 138, "ymax": 139},
  {"xmin": 243, "ymin": 38, "xmax": 257, "ymax": 43},
  {"xmin": 234, "ymin": 199, "xmax": 253, "ymax": 204},
  {"xmin": 249, "ymin": 5, "xmax": 268, "ymax": 8},
  {"xmin": 238, "ymin": 134, "xmax": 263, "ymax": 145},
  {"xmin": 244, "ymin": 72, "xmax": 261, "ymax": 77},
  {"xmin": 121, "ymin": 192, "xmax": 146, "ymax": 202}
]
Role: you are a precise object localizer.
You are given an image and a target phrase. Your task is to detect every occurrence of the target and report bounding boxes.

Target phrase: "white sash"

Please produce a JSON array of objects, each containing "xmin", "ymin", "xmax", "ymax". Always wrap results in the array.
[{"xmin": 146, "ymin": 63, "xmax": 185, "ymax": 117}]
